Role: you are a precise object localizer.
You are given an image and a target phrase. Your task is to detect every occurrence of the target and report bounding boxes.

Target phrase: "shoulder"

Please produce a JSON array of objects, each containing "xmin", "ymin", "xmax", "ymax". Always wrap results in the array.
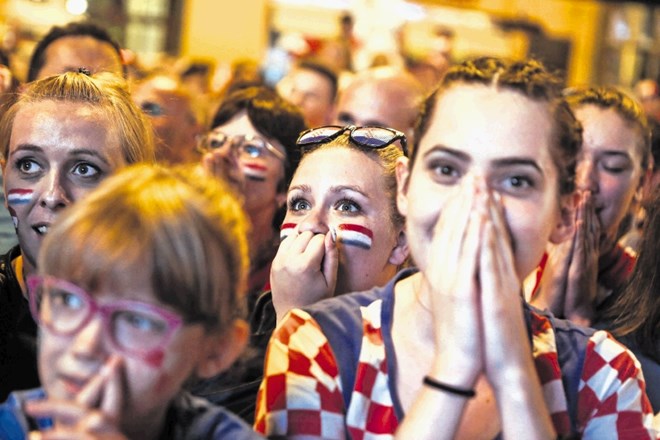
[
  {"xmin": 170, "ymin": 392, "xmax": 264, "ymax": 439},
  {"xmin": 301, "ymin": 268, "xmax": 413, "ymax": 337},
  {"xmin": 0, "ymin": 388, "xmax": 50, "ymax": 436}
]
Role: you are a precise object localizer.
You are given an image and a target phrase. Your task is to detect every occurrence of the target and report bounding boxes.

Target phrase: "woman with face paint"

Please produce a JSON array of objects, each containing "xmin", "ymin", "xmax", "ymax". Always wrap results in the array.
[
  {"xmin": 0, "ymin": 71, "xmax": 155, "ymax": 401},
  {"xmin": 270, "ymin": 125, "xmax": 409, "ymax": 322},
  {"xmin": 191, "ymin": 126, "xmax": 409, "ymax": 424},
  {"xmin": 255, "ymin": 58, "xmax": 655, "ymax": 439},
  {"xmin": 530, "ymin": 87, "xmax": 652, "ymax": 326}
]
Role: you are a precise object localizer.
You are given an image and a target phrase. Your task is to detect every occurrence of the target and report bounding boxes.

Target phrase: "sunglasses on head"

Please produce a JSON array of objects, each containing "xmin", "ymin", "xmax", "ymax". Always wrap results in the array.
[{"xmin": 296, "ymin": 125, "xmax": 408, "ymax": 157}]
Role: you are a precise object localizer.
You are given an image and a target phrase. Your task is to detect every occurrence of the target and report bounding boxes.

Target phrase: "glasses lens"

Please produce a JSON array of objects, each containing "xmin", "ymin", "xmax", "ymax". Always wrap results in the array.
[
  {"xmin": 352, "ymin": 127, "xmax": 394, "ymax": 147},
  {"xmin": 297, "ymin": 126, "xmax": 344, "ymax": 145},
  {"xmin": 111, "ymin": 307, "xmax": 172, "ymax": 352},
  {"xmin": 240, "ymin": 140, "xmax": 266, "ymax": 158},
  {"xmin": 40, "ymin": 284, "xmax": 90, "ymax": 334},
  {"xmin": 206, "ymin": 133, "xmax": 229, "ymax": 150}
]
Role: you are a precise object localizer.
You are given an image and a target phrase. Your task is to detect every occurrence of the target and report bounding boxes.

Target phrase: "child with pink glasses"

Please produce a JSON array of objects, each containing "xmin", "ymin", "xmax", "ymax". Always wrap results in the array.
[{"xmin": 0, "ymin": 164, "xmax": 262, "ymax": 439}]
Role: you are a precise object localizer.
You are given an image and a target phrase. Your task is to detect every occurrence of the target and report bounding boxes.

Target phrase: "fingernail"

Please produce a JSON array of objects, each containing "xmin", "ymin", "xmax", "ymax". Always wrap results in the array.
[{"xmin": 330, "ymin": 227, "xmax": 337, "ymax": 243}]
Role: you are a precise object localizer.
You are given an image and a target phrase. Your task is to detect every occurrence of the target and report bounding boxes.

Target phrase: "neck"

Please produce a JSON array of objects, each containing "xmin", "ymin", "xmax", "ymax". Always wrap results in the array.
[
  {"xmin": 122, "ymin": 405, "xmax": 169, "ymax": 440},
  {"xmin": 393, "ymin": 272, "xmax": 435, "ymax": 345}
]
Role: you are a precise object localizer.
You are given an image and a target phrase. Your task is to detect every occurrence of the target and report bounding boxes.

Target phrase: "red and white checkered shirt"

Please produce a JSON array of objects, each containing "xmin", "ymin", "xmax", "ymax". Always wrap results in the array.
[{"xmin": 255, "ymin": 276, "xmax": 655, "ymax": 439}]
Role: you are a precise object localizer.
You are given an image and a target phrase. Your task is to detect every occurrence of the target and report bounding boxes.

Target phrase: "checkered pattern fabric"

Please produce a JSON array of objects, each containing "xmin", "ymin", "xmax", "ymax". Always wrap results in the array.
[{"xmin": 255, "ymin": 293, "xmax": 655, "ymax": 439}]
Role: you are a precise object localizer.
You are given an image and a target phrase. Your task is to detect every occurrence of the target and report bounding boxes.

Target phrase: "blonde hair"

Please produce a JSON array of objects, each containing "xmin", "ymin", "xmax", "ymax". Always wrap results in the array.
[
  {"xmin": 0, "ymin": 71, "xmax": 155, "ymax": 164},
  {"xmin": 39, "ymin": 164, "xmax": 249, "ymax": 330}
]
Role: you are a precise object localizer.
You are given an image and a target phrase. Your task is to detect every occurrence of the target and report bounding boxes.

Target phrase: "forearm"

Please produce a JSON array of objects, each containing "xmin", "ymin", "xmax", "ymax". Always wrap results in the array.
[
  {"xmin": 395, "ymin": 384, "xmax": 470, "ymax": 440},
  {"xmin": 493, "ymin": 363, "xmax": 556, "ymax": 439}
]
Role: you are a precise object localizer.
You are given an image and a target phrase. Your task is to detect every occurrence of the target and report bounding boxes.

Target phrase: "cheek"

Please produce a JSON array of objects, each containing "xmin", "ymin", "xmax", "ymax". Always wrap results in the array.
[
  {"xmin": 280, "ymin": 221, "xmax": 296, "ymax": 241},
  {"xmin": 6, "ymin": 188, "xmax": 35, "ymax": 228},
  {"xmin": 336, "ymin": 223, "xmax": 374, "ymax": 250}
]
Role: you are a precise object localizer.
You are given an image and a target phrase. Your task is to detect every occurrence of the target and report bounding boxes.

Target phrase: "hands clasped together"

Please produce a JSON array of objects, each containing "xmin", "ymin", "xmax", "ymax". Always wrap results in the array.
[
  {"xmin": 534, "ymin": 190, "xmax": 600, "ymax": 325},
  {"xmin": 425, "ymin": 179, "xmax": 533, "ymax": 390}
]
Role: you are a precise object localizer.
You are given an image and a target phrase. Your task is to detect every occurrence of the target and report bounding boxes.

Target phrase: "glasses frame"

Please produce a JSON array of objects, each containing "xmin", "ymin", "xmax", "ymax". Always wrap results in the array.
[
  {"xmin": 196, "ymin": 129, "xmax": 287, "ymax": 162},
  {"xmin": 296, "ymin": 125, "xmax": 409, "ymax": 157},
  {"xmin": 27, "ymin": 275, "xmax": 184, "ymax": 363}
]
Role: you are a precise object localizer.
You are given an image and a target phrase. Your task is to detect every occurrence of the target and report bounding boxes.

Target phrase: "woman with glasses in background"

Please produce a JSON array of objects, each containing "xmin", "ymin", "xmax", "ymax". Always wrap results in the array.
[
  {"xmin": 196, "ymin": 86, "xmax": 307, "ymax": 309},
  {"xmin": 191, "ymin": 86, "xmax": 306, "ymax": 420}
]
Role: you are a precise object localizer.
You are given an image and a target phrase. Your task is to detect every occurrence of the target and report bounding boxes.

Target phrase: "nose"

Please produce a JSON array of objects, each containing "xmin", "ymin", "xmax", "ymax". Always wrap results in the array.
[
  {"xmin": 576, "ymin": 157, "xmax": 598, "ymax": 192},
  {"xmin": 297, "ymin": 208, "xmax": 330, "ymax": 235},
  {"xmin": 39, "ymin": 171, "xmax": 71, "ymax": 210},
  {"xmin": 70, "ymin": 315, "xmax": 106, "ymax": 361}
]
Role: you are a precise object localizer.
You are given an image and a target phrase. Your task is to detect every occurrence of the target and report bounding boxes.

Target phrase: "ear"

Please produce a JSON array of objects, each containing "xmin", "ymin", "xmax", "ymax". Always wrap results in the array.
[
  {"xmin": 195, "ymin": 319, "xmax": 249, "ymax": 379},
  {"xmin": 395, "ymin": 156, "xmax": 410, "ymax": 218},
  {"xmin": 388, "ymin": 229, "xmax": 409, "ymax": 266},
  {"xmin": 549, "ymin": 192, "xmax": 578, "ymax": 244}
]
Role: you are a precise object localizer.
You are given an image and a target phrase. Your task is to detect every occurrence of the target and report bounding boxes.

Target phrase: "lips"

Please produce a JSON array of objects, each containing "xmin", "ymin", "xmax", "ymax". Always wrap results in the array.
[
  {"xmin": 58, "ymin": 373, "xmax": 87, "ymax": 396},
  {"xmin": 32, "ymin": 223, "xmax": 50, "ymax": 236}
]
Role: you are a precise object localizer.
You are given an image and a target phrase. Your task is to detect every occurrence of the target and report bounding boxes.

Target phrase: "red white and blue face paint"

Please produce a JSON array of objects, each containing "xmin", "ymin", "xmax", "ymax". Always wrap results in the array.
[
  {"xmin": 336, "ymin": 223, "xmax": 373, "ymax": 250},
  {"xmin": 242, "ymin": 162, "xmax": 268, "ymax": 182},
  {"xmin": 7, "ymin": 189, "xmax": 33, "ymax": 229},
  {"xmin": 7, "ymin": 188, "xmax": 33, "ymax": 206},
  {"xmin": 280, "ymin": 222, "xmax": 296, "ymax": 241}
]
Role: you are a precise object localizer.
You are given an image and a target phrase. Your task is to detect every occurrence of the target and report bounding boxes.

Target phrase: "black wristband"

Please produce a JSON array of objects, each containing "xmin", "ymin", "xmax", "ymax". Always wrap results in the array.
[{"xmin": 423, "ymin": 376, "xmax": 476, "ymax": 398}]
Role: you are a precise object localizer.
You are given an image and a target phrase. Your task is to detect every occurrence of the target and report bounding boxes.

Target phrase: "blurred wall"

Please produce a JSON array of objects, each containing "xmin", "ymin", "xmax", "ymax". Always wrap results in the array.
[
  {"xmin": 461, "ymin": 0, "xmax": 603, "ymax": 85},
  {"xmin": 180, "ymin": 0, "xmax": 268, "ymax": 67}
]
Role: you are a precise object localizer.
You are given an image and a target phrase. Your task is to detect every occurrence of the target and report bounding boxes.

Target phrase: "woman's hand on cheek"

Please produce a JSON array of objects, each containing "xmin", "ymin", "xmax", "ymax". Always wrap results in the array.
[
  {"xmin": 27, "ymin": 356, "xmax": 126, "ymax": 439},
  {"xmin": 271, "ymin": 230, "xmax": 338, "ymax": 323},
  {"xmin": 427, "ymin": 180, "xmax": 485, "ymax": 386},
  {"xmin": 563, "ymin": 190, "xmax": 599, "ymax": 326}
]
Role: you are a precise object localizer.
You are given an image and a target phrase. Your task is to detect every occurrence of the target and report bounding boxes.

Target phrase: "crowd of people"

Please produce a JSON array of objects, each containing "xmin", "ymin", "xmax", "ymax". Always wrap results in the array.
[{"xmin": 0, "ymin": 18, "xmax": 656, "ymax": 440}]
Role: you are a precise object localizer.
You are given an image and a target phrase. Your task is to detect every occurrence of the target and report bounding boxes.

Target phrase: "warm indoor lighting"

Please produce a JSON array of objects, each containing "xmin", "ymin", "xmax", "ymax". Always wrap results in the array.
[{"xmin": 65, "ymin": 0, "xmax": 88, "ymax": 15}]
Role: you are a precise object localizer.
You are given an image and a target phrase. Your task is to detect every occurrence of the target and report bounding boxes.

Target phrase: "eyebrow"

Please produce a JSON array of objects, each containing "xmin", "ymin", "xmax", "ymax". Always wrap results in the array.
[
  {"xmin": 11, "ymin": 144, "xmax": 111, "ymax": 166},
  {"xmin": 288, "ymin": 184, "xmax": 368, "ymax": 198},
  {"xmin": 424, "ymin": 144, "xmax": 543, "ymax": 173}
]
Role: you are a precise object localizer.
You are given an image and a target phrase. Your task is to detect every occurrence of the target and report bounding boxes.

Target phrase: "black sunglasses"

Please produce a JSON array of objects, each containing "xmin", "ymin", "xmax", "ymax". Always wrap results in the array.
[{"xmin": 296, "ymin": 125, "xmax": 408, "ymax": 157}]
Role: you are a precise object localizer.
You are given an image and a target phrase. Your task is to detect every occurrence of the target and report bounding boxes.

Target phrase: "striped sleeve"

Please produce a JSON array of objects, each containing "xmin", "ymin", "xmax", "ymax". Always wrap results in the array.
[
  {"xmin": 254, "ymin": 308, "xmax": 346, "ymax": 439},
  {"xmin": 577, "ymin": 330, "xmax": 655, "ymax": 439}
]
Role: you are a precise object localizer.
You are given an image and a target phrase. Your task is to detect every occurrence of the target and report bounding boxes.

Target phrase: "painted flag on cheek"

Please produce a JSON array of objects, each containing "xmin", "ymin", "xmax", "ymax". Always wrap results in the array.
[
  {"xmin": 280, "ymin": 223, "xmax": 296, "ymax": 241},
  {"xmin": 243, "ymin": 163, "xmax": 268, "ymax": 182},
  {"xmin": 7, "ymin": 189, "xmax": 33, "ymax": 205},
  {"xmin": 337, "ymin": 224, "xmax": 373, "ymax": 250},
  {"xmin": 7, "ymin": 206, "xmax": 17, "ymax": 229}
]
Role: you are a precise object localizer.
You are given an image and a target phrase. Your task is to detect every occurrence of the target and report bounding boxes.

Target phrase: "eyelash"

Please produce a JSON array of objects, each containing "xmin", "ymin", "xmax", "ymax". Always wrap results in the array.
[
  {"xmin": 334, "ymin": 198, "xmax": 361, "ymax": 214},
  {"xmin": 288, "ymin": 197, "xmax": 310, "ymax": 212},
  {"xmin": 15, "ymin": 158, "xmax": 42, "ymax": 176}
]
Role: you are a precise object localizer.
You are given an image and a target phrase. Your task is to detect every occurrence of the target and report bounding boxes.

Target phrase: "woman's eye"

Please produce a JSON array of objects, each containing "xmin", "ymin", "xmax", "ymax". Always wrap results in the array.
[
  {"xmin": 499, "ymin": 174, "xmax": 536, "ymax": 194},
  {"xmin": 428, "ymin": 160, "xmax": 460, "ymax": 182},
  {"xmin": 16, "ymin": 159, "xmax": 42, "ymax": 175},
  {"xmin": 288, "ymin": 198, "xmax": 310, "ymax": 212},
  {"xmin": 601, "ymin": 160, "xmax": 630, "ymax": 174},
  {"xmin": 335, "ymin": 199, "xmax": 361, "ymax": 213},
  {"xmin": 72, "ymin": 162, "xmax": 101, "ymax": 178},
  {"xmin": 507, "ymin": 175, "xmax": 533, "ymax": 188}
]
